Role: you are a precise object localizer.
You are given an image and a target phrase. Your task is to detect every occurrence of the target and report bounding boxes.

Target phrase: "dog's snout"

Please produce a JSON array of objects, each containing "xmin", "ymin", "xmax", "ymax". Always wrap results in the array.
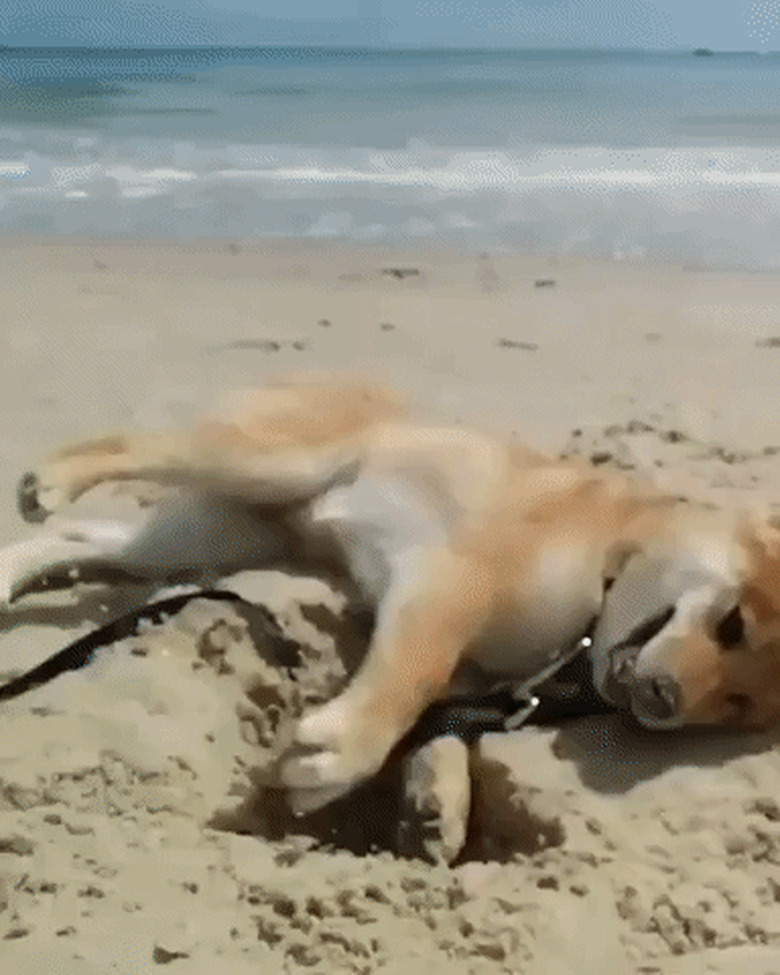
[
  {"xmin": 17, "ymin": 472, "xmax": 48, "ymax": 523},
  {"xmin": 630, "ymin": 674, "xmax": 680, "ymax": 723}
]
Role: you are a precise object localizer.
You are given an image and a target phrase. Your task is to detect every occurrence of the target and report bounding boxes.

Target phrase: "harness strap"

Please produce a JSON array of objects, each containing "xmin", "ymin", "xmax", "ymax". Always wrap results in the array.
[
  {"xmin": 504, "ymin": 630, "xmax": 597, "ymax": 729},
  {"xmin": 404, "ymin": 619, "xmax": 613, "ymax": 748}
]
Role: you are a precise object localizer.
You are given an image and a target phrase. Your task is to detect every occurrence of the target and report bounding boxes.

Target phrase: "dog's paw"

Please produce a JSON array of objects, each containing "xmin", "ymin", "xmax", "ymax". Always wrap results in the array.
[
  {"xmin": 0, "ymin": 535, "xmax": 58, "ymax": 608},
  {"xmin": 17, "ymin": 472, "xmax": 67, "ymax": 523},
  {"xmin": 396, "ymin": 736, "xmax": 471, "ymax": 865},
  {"xmin": 281, "ymin": 696, "xmax": 394, "ymax": 815}
]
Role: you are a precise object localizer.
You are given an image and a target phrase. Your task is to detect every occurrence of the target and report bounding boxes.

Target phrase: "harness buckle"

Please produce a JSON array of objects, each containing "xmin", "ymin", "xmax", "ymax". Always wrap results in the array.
[{"xmin": 503, "ymin": 634, "xmax": 594, "ymax": 731}]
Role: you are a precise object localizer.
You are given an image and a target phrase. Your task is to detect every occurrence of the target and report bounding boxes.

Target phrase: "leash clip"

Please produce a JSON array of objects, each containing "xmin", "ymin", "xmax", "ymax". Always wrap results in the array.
[{"xmin": 503, "ymin": 634, "xmax": 594, "ymax": 731}]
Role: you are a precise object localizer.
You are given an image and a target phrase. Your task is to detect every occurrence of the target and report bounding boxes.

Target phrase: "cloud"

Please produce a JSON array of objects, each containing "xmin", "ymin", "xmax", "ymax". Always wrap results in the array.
[{"xmin": 413, "ymin": 0, "xmax": 675, "ymax": 48}]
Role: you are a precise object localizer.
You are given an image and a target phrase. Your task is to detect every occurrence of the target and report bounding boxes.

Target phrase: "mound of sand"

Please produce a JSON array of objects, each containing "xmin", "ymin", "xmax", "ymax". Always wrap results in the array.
[{"xmin": 2, "ymin": 551, "xmax": 780, "ymax": 974}]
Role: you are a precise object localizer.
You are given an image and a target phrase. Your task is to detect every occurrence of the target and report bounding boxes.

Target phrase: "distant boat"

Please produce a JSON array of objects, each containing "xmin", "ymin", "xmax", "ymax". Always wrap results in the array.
[{"xmin": 693, "ymin": 48, "xmax": 714, "ymax": 57}]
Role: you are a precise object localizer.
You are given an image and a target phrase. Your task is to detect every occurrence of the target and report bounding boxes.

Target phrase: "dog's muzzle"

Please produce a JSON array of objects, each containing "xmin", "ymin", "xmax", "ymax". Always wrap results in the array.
[
  {"xmin": 590, "ymin": 550, "xmax": 734, "ymax": 729},
  {"xmin": 597, "ymin": 603, "xmax": 682, "ymax": 724},
  {"xmin": 628, "ymin": 673, "xmax": 681, "ymax": 723},
  {"xmin": 17, "ymin": 472, "xmax": 48, "ymax": 523}
]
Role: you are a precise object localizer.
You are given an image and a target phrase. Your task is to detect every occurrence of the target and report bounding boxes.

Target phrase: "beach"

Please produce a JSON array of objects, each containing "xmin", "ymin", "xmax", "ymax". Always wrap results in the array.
[{"xmin": 0, "ymin": 236, "xmax": 780, "ymax": 972}]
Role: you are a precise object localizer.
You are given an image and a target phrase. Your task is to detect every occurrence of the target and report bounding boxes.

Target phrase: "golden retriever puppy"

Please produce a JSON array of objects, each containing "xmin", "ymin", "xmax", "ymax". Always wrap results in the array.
[{"xmin": 8, "ymin": 373, "xmax": 780, "ymax": 815}]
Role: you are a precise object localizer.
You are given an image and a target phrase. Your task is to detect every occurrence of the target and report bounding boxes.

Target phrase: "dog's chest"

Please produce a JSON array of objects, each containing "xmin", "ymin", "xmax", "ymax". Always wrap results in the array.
[
  {"xmin": 468, "ymin": 542, "xmax": 603, "ymax": 677},
  {"xmin": 307, "ymin": 476, "xmax": 603, "ymax": 678}
]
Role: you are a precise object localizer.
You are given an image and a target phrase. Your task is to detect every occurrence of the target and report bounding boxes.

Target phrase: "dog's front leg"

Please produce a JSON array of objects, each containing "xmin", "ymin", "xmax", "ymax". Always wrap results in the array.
[
  {"xmin": 281, "ymin": 549, "xmax": 495, "ymax": 814},
  {"xmin": 397, "ymin": 735, "xmax": 472, "ymax": 864}
]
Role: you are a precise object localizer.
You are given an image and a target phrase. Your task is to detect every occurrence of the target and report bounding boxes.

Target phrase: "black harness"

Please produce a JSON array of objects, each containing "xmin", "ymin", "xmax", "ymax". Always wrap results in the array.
[
  {"xmin": 0, "ymin": 589, "xmax": 613, "ymax": 743},
  {"xmin": 403, "ymin": 623, "xmax": 614, "ymax": 748}
]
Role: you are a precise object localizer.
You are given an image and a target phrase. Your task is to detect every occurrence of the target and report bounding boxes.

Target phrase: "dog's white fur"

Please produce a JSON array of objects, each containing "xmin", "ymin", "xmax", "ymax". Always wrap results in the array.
[{"xmin": 7, "ymin": 373, "xmax": 780, "ymax": 814}]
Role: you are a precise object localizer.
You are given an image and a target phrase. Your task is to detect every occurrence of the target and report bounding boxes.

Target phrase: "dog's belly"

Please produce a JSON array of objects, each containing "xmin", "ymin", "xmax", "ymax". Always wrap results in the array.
[{"xmin": 306, "ymin": 475, "xmax": 448, "ymax": 603}]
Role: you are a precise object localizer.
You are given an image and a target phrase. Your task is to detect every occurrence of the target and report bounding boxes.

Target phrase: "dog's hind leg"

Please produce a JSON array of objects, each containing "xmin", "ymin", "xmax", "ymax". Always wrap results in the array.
[
  {"xmin": 19, "ymin": 433, "xmax": 363, "ymax": 524},
  {"xmin": 0, "ymin": 519, "xmax": 140, "ymax": 607},
  {"xmin": 19, "ymin": 381, "xmax": 403, "ymax": 521}
]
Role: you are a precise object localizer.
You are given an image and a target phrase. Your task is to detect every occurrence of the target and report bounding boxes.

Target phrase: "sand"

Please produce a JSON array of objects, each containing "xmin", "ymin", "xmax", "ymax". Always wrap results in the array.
[{"xmin": 1, "ymin": 236, "xmax": 780, "ymax": 972}]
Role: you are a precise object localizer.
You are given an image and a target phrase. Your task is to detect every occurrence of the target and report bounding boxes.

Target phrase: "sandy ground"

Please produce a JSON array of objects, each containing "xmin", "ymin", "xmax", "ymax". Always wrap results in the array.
[{"xmin": 1, "ymin": 237, "xmax": 780, "ymax": 973}]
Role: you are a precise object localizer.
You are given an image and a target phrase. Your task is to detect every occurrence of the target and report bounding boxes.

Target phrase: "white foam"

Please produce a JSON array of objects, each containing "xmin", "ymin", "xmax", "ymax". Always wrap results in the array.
[
  {"xmin": 3, "ymin": 141, "xmax": 780, "ymax": 268},
  {"xmin": 0, "ymin": 161, "xmax": 30, "ymax": 179}
]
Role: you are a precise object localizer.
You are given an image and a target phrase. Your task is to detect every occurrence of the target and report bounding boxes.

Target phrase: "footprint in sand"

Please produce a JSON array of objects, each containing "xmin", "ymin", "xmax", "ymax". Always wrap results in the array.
[
  {"xmin": 477, "ymin": 254, "xmax": 501, "ymax": 292},
  {"xmin": 497, "ymin": 338, "xmax": 538, "ymax": 351},
  {"xmin": 381, "ymin": 267, "xmax": 420, "ymax": 280},
  {"xmin": 209, "ymin": 338, "xmax": 308, "ymax": 354}
]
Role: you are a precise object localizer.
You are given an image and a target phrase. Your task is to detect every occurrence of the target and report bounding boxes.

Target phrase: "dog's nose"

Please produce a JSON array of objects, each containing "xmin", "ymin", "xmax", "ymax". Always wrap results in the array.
[
  {"xmin": 630, "ymin": 674, "xmax": 680, "ymax": 723},
  {"xmin": 17, "ymin": 473, "xmax": 48, "ymax": 523}
]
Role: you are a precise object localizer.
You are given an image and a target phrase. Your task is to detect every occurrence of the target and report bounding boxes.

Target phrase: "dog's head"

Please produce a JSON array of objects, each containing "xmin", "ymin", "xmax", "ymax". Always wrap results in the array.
[{"xmin": 591, "ymin": 515, "xmax": 780, "ymax": 731}]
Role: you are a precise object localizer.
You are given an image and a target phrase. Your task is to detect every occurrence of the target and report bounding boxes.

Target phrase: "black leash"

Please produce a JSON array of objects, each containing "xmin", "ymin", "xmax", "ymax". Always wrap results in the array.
[
  {"xmin": 403, "ymin": 622, "xmax": 615, "ymax": 748},
  {"xmin": 0, "ymin": 589, "xmax": 255, "ymax": 702},
  {"xmin": 0, "ymin": 593, "xmax": 613, "ymax": 745}
]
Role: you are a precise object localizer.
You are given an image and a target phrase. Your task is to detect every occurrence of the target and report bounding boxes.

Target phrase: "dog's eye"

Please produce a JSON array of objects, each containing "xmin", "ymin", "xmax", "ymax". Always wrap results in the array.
[
  {"xmin": 716, "ymin": 605, "xmax": 745, "ymax": 649},
  {"xmin": 725, "ymin": 693, "xmax": 753, "ymax": 722}
]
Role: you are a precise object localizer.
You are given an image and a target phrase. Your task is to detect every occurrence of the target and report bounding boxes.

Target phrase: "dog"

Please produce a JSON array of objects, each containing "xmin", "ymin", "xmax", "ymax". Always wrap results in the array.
[{"xmin": 6, "ymin": 372, "xmax": 780, "ymax": 819}]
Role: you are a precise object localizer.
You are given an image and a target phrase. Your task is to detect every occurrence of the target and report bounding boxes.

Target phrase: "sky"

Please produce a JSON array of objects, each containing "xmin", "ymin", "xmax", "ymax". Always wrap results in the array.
[{"xmin": 0, "ymin": 0, "xmax": 773, "ymax": 52}]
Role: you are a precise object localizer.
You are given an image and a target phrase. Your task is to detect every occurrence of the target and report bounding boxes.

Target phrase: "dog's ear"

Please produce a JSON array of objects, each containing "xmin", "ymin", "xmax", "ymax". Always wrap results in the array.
[
  {"xmin": 601, "ymin": 541, "xmax": 643, "ymax": 592},
  {"xmin": 738, "ymin": 510, "xmax": 780, "ymax": 623}
]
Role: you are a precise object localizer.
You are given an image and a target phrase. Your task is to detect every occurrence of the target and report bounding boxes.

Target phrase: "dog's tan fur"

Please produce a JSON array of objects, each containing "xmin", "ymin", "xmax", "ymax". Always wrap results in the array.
[{"xmin": 15, "ymin": 373, "xmax": 780, "ymax": 812}]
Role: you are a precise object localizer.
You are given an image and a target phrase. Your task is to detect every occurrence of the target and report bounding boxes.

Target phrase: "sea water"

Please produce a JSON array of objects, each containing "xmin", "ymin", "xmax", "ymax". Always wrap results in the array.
[{"xmin": 1, "ymin": 46, "xmax": 780, "ymax": 268}]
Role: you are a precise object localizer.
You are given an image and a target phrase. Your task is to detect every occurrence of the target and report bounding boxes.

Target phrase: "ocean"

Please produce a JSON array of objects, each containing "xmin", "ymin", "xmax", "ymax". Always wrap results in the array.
[{"xmin": 1, "ymin": 45, "xmax": 780, "ymax": 268}]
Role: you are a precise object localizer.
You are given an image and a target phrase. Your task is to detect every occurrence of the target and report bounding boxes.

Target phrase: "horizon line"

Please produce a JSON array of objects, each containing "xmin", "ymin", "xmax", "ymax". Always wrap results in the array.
[{"xmin": 0, "ymin": 43, "xmax": 772, "ymax": 55}]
